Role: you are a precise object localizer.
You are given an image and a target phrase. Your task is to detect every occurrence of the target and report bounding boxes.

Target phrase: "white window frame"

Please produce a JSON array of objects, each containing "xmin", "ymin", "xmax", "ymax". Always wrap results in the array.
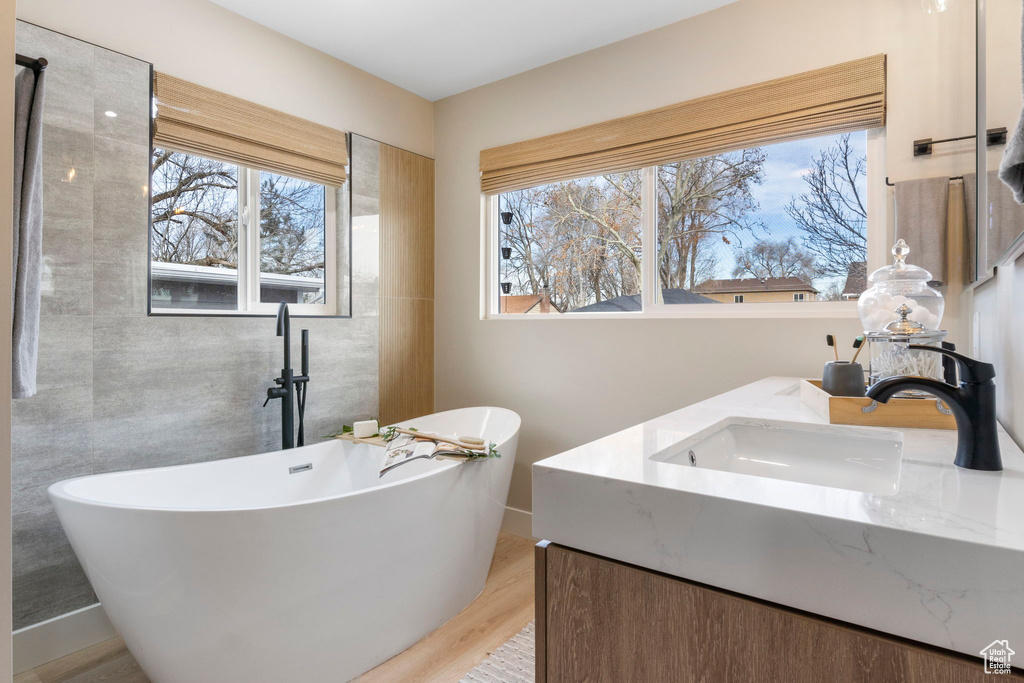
[
  {"xmin": 793, "ymin": 293, "xmax": 805, "ymax": 302},
  {"xmin": 482, "ymin": 129, "xmax": 885, "ymax": 320},
  {"xmin": 735, "ymin": 295, "xmax": 745, "ymax": 303},
  {"xmin": 151, "ymin": 161, "xmax": 338, "ymax": 317}
]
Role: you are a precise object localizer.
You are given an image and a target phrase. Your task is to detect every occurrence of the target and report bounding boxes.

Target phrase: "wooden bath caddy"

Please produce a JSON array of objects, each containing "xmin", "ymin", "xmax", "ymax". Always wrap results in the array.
[
  {"xmin": 332, "ymin": 432, "xmax": 482, "ymax": 461},
  {"xmin": 333, "ymin": 433, "xmax": 388, "ymax": 447},
  {"xmin": 799, "ymin": 379, "xmax": 956, "ymax": 430}
]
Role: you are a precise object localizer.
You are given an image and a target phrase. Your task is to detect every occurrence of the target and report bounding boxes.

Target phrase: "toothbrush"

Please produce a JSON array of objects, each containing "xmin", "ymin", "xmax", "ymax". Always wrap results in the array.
[
  {"xmin": 826, "ymin": 334, "xmax": 839, "ymax": 362},
  {"xmin": 851, "ymin": 336, "xmax": 866, "ymax": 364}
]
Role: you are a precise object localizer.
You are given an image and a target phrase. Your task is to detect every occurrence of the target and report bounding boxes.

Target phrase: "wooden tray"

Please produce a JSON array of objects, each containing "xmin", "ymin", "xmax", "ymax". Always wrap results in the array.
[
  {"xmin": 332, "ymin": 432, "xmax": 479, "ymax": 461},
  {"xmin": 333, "ymin": 433, "xmax": 388, "ymax": 447},
  {"xmin": 799, "ymin": 380, "xmax": 956, "ymax": 430}
]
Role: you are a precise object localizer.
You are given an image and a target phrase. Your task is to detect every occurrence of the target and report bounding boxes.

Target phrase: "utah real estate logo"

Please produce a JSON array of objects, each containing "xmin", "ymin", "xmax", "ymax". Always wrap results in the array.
[{"xmin": 981, "ymin": 640, "xmax": 1015, "ymax": 675}]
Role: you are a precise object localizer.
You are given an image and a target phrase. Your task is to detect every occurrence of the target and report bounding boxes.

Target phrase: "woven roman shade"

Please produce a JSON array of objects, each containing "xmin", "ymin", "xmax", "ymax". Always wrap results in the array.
[
  {"xmin": 480, "ymin": 54, "xmax": 886, "ymax": 194},
  {"xmin": 153, "ymin": 72, "xmax": 348, "ymax": 186}
]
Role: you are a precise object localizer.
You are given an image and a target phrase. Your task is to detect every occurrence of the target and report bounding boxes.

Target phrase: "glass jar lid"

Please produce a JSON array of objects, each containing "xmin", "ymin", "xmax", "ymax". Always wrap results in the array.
[
  {"xmin": 867, "ymin": 239, "xmax": 933, "ymax": 284},
  {"xmin": 864, "ymin": 302, "xmax": 947, "ymax": 342},
  {"xmin": 865, "ymin": 328, "xmax": 947, "ymax": 343},
  {"xmin": 884, "ymin": 303, "xmax": 927, "ymax": 334}
]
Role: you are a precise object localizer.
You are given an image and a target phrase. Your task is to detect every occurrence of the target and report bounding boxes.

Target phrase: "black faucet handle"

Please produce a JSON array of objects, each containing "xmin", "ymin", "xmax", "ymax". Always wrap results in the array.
[
  {"xmin": 908, "ymin": 345, "xmax": 996, "ymax": 384},
  {"xmin": 301, "ymin": 329, "xmax": 309, "ymax": 377},
  {"xmin": 264, "ymin": 385, "xmax": 288, "ymax": 407}
]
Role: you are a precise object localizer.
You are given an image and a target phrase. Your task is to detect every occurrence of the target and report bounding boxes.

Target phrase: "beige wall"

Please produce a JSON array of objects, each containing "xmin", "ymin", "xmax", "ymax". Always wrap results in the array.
[
  {"xmin": 3, "ymin": 0, "xmax": 15, "ymax": 675},
  {"xmin": 433, "ymin": 0, "xmax": 977, "ymax": 513},
  {"xmin": 16, "ymin": 0, "xmax": 434, "ymax": 158}
]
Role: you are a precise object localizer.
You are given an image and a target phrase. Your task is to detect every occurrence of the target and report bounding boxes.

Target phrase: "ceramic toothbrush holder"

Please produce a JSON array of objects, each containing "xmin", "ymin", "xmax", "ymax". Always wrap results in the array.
[{"xmin": 822, "ymin": 361, "xmax": 866, "ymax": 397}]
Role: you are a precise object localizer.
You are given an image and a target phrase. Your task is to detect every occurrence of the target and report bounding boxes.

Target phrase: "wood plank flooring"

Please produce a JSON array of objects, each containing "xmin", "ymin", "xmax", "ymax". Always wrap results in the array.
[
  {"xmin": 358, "ymin": 532, "xmax": 535, "ymax": 682},
  {"xmin": 14, "ymin": 533, "xmax": 535, "ymax": 683}
]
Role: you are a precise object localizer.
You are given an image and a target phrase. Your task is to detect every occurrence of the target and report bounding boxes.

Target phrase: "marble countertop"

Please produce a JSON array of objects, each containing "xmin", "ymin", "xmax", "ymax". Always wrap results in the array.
[{"xmin": 532, "ymin": 377, "xmax": 1024, "ymax": 658}]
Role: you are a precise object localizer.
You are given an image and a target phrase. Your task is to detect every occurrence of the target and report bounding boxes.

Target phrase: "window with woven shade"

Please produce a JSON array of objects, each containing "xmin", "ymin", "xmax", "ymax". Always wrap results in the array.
[
  {"xmin": 153, "ymin": 72, "xmax": 348, "ymax": 187},
  {"xmin": 484, "ymin": 56, "xmax": 886, "ymax": 317},
  {"xmin": 150, "ymin": 74, "xmax": 350, "ymax": 316},
  {"xmin": 480, "ymin": 55, "xmax": 885, "ymax": 196}
]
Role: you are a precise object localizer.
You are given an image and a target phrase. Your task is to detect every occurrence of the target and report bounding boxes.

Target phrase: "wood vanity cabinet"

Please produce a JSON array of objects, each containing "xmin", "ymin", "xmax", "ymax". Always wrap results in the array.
[{"xmin": 535, "ymin": 542, "xmax": 1023, "ymax": 683}]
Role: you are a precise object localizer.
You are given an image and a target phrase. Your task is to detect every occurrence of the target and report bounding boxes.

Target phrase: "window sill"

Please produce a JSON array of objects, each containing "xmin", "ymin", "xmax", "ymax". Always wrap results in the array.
[
  {"xmin": 149, "ymin": 308, "xmax": 350, "ymax": 319},
  {"xmin": 483, "ymin": 301, "xmax": 861, "ymax": 320}
]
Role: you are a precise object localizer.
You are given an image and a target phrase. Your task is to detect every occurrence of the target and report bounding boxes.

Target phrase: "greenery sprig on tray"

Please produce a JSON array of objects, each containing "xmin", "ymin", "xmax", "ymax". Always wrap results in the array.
[
  {"xmin": 325, "ymin": 423, "xmax": 500, "ymax": 460},
  {"xmin": 322, "ymin": 425, "xmax": 359, "ymax": 439},
  {"xmin": 379, "ymin": 425, "xmax": 500, "ymax": 459}
]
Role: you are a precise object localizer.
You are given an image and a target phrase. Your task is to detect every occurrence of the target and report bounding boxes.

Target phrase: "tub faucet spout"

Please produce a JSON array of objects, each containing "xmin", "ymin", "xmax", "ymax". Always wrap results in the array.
[
  {"xmin": 264, "ymin": 302, "xmax": 310, "ymax": 449},
  {"xmin": 866, "ymin": 345, "xmax": 1001, "ymax": 471}
]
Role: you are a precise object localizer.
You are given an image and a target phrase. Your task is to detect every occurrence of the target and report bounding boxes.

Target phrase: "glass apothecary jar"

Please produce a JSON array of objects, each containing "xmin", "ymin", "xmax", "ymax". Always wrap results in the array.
[
  {"xmin": 858, "ymin": 239, "xmax": 944, "ymax": 334},
  {"xmin": 859, "ymin": 240, "xmax": 947, "ymax": 393},
  {"xmin": 866, "ymin": 304, "xmax": 948, "ymax": 388}
]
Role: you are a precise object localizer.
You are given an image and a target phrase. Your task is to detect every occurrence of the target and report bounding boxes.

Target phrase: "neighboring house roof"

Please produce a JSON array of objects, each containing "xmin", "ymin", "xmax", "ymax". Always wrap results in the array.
[
  {"xmin": 662, "ymin": 288, "xmax": 720, "ymax": 305},
  {"xmin": 694, "ymin": 276, "xmax": 819, "ymax": 294},
  {"xmin": 151, "ymin": 261, "xmax": 324, "ymax": 292},
  {"xmin": 499, "ymin": 293, "xmax": 563, "ymax": 314},
  {"xmin": 571, "ymin": 288, "xmax": 718, "ymax": 313},
  {"xmin": 843, "ymin": 261, "xmax": 867, "ymax": 297}
]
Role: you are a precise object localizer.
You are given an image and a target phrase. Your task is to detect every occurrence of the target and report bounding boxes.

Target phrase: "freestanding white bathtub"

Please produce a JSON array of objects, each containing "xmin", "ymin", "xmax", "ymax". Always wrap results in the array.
[{"xmin": 49, "ymin": 407, "xmax": 520, "ymax": 683}]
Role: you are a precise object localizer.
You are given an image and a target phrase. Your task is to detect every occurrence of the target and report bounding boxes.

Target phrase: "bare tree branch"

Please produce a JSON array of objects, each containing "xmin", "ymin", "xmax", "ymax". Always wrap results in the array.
[{"xmin": 786, "ymin": 134, "xmax": 867, "ymax": 276}]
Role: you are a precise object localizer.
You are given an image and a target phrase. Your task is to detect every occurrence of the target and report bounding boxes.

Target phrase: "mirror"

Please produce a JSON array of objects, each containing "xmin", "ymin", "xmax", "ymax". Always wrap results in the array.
[{"xmin": 978, "ymin": 0, "xmax": 1024, "ymax": 281}]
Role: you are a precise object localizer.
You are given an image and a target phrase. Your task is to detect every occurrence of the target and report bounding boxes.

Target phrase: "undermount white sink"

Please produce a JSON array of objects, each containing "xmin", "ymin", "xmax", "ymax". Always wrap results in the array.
[
  {"xmin": 534, "ymin": 378, "xmax": 1024, "ymax": 659},
  {"xmin": 650, "ymin": 417, "xmax": 903, "ymax": 494}
]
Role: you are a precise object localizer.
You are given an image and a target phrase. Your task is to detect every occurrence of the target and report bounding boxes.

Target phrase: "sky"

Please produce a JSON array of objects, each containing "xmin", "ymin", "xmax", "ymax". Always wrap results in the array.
[{"xmin": 712, "ymin": 131, "xmax": 867, "ymax": 292}]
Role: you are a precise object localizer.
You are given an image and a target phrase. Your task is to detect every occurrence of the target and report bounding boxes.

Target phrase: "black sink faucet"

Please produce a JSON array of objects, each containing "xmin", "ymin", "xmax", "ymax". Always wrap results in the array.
[
  {"xmin": 263, "ymin": 302, "xmax": 310, "ymax": 450},
  {"xmin": 866, "ymin": 345, "xmax": 1001, "ymax": 471}
]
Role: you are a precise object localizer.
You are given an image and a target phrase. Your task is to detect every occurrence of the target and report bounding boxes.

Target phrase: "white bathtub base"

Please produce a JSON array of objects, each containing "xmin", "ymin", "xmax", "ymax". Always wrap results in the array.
[
  {"xmin": 49, "ymin": 407, "xmax": 520, "ymax": 683},
  {"xmin": 18, "ymin": 501, "xmax": 535, "ymax": 676}
]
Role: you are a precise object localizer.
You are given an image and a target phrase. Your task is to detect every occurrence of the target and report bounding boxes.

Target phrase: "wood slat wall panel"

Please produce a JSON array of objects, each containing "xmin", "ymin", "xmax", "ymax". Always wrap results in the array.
[
  {"xmin": 540, "ymin": 544, "xmax": 1022, "ymax": 683},
  {"xmin": 380, "ymin": 145, "xmax": 434, "ymax": 299},
  {"xmin": 379, "ymin": 144, "xmax": 434, "ymax": 426},
  {"xmin": 379, "ymin": 297, "xmax": 433, "ymax": 426}
]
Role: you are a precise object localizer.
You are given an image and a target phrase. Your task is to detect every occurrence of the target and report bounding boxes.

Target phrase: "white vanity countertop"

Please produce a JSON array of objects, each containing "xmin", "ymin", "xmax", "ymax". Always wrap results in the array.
[{"xmin": 532, "ymin": 377, "xmax": 1024, "ymax": 659}]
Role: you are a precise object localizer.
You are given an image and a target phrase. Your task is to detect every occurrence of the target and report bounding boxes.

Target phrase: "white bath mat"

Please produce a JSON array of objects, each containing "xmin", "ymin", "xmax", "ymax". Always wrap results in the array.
[{"xmin": 460, "ymin": 620, "xmax": 535, "ymax": 683}]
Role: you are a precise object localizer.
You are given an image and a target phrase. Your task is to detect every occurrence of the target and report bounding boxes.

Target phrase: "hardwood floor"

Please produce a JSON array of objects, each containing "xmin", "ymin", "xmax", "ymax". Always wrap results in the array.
[
  {"xmin": 13, "ymin": 637, "xmax": 146, "ymax": 683},
  {"xmin": 358, "ymin": 532, "xmax": 535, "ymax": 682},
  {"xmin": 14, "ymin": 533, "xmax": 536, "ymax": 683}
]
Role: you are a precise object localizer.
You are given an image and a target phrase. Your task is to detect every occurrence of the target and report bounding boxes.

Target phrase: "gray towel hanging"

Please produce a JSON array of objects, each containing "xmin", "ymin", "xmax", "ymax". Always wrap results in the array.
[
  {"xmin": 12, "ymin": 65, "xmax": 46, "ymax": 399},
  {"xmin": 894, "ymin": 177, "xmax": 949, "ymax": 285}
]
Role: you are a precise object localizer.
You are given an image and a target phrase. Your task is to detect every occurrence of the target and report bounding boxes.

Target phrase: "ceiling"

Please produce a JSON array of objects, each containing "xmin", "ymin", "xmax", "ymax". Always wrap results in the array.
[{"xmin": 210, "ymin": 0, "xmax": 736, "ymax": 101}]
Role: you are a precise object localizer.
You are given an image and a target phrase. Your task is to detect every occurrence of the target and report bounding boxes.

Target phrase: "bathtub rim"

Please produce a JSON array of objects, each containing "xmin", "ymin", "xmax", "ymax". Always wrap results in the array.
[{"xmin": 48, "ymin": 406, "xmax": 521, "ymax": 514}]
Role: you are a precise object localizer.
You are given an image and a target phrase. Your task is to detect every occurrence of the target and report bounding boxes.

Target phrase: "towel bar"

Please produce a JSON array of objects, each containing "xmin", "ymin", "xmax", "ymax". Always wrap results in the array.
[
  {"xmin": 912, "ymin": 127, "xmax": 1006, "ymax": 157},
  {"xmin": 14, "ymin": 54, "xmax": 47, "ymax": 73},
  {"xmin": 885, "ymin": 176, "xmax": 963, "ymax": 187}
]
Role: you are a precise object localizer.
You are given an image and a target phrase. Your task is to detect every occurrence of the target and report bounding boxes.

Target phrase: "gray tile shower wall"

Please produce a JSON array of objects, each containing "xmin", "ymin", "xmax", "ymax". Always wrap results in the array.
[{"xmin": 12, "ymin": 22, "xmax": 381, "ymax": 630}]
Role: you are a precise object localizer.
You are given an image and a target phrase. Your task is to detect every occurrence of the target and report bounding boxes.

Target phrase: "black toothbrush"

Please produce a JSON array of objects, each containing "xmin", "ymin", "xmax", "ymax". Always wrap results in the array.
[{"xmin": 851, "ymin": 336, "xmax": 865, "ymax": 363}]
